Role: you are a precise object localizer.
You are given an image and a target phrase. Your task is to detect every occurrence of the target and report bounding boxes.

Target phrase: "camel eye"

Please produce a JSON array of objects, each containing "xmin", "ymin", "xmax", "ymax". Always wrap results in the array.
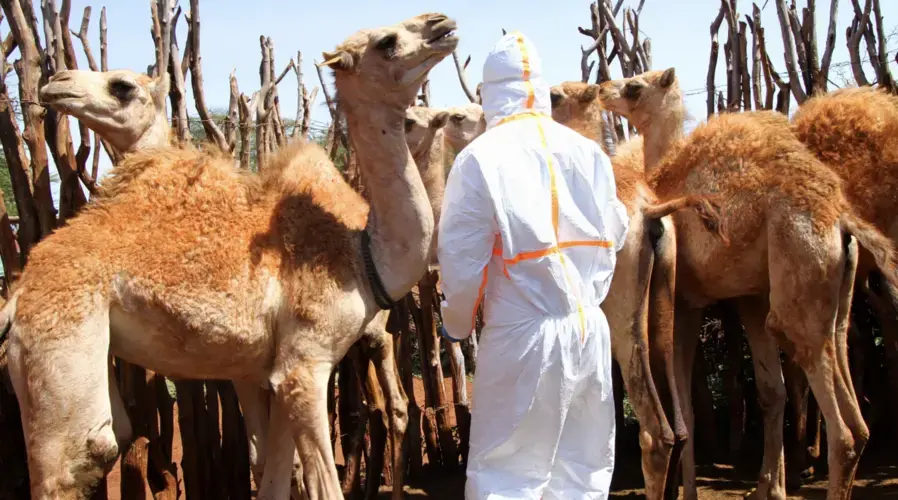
[
  {"xmin": 623, "ymin": 82, "xmax": 643, "ymax": 100},
  {"xmin": 451, "ymin": 113, "xmax": 464, "ymax": 123},
  {"xmin": 375, "ymin": 34, "xmax": 398, "ymax": 59},
  {"xmin": 109, "ymin": 80, "xmax": 135, "ymax": 102},
  {"xmin": 550, "ymin": 92, "xmax": 562, "ymax": 107},
  {"xmin": 405, "ymin": 118, "xmax": 416, "ymax": 132}
]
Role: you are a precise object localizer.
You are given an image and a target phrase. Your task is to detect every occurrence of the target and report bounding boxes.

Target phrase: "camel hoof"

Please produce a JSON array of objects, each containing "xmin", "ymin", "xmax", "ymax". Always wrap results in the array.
[{"xmin": 743, "ymin": 488, "xmax": 762, "ymax": 499}]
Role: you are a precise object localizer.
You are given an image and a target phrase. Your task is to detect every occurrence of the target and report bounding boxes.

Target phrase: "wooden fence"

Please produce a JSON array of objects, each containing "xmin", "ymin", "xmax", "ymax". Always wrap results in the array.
[{"xmin": 1, "ymin": 1, "xmax": 897, "ymax": 499}]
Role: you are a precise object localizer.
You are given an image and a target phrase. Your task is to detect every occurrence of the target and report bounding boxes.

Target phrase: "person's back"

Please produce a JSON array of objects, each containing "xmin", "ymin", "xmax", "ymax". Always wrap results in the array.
[{"xmin": 437, "ymin": 32, "xmax": 629, "ymax": 500}]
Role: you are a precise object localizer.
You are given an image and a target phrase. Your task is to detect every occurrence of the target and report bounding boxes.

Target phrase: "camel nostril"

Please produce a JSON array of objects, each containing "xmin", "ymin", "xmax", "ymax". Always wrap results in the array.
[
  {"xmin": 426, "ymin": 15, "xmax": 448, "ymax": 27},
  {"xmin": 51, "ymin": 72, "xmax": 73, "ymax": 83}
]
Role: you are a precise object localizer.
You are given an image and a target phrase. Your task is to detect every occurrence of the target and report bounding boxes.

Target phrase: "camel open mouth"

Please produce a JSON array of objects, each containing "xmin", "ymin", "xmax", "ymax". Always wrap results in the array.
[{"xmin": 427, "ymin": 21, "xmax": 457, "ymax": 46}]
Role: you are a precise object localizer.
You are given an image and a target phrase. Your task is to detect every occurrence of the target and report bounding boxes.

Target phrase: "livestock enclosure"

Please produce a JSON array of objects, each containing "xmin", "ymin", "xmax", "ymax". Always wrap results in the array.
[{"xmin": 0, "ymin": 0, "xmax": 896, "ymax": 499}]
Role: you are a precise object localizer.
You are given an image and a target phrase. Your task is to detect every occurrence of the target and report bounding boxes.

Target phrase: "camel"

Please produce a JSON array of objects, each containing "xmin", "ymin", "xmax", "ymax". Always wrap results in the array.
[
  {"xmin": 6, "ymin": 12, "xmax": 457, "ymax": 500},
  {"xmin": 39, "ymin": 67, "xmax": 325, "ymax": 499},
  {"xmin": 442, "ymin": 102, "xmax": 485, "ymax": 155},
  {"xmin": 790, "ymin": 86, "xmax": 898, "ymax": 484},
  {"xmin": 550, "ymin": 80, "xmax": 719, "ymax": 499},
  {"xmin": 599, "ymin": 68, "xmax": 898, "ymax": 500}
]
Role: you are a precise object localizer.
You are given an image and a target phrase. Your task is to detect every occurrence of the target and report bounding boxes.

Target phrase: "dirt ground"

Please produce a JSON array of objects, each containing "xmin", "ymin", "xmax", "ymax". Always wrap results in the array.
[{"xmin": 102, "ymin": 376, "xmax": 898, "ymax": 499}]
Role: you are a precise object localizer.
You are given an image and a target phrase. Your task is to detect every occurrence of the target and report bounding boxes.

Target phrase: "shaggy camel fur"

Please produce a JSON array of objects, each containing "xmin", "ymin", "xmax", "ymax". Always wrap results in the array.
[
  {"xmin": 790, "ymin": 88, "xmax": 898, "ymax": 484},
  {"xmin": 40, "ymin": 68, "xmax": 312, "ymax": 498},
  {"xmin": 550, "ymin": 80, "xmax": 719, "ymax": 499},
  {"xmin": 6, "ymin": 12, "xmax": 457, "ymax": 499},
  {"xmin": 600, "ymin": 68, "xmax": 898, "ymax": 500}
]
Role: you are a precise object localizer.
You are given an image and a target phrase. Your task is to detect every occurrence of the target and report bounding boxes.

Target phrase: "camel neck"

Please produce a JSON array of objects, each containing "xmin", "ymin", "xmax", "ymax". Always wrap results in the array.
[
  {"xmin": 131, "ymin": 112, "xmax": 171, "ymax": 151},
  {"xmin": 640, "ymin": 109, "xmax": 685, "ymax": 174},
  {"xmin": 343, "ymin": 102, "xmax": 434, "ymax": 302}
]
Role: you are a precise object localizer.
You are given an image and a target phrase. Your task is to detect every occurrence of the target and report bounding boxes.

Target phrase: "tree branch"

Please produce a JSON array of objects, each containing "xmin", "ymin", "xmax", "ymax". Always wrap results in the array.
[
  {"xmin": 847, "ymin": 0, "xmax": 872, "ymax": 87},
  {"xmin": 871, "ymin": 0, "xmax": 895, "ymax": 91},
  {"xmin": 775, "ymin": 0, "xmax": 809, "ymax": 103},
  {"xmin": 168, "ymin": 5, "xmax": 190, "ymax": 145},
  {"xmin": 707, "ymin": 1, "xmax": 726, "ymax": 117},
  {"xmin": 292, "ymin": 50, "xmax": 304, "ymax": 140},
  {"xmin": 818, "ymin": 0, "xmax": 840, "ymax": 92},
  {"xmin": 187, "ymin": 0, "xmax": 228, "ymax": 151},
  {"xmin": 452, "ymin": 50, "xmax": 476, "ymax": 103}
]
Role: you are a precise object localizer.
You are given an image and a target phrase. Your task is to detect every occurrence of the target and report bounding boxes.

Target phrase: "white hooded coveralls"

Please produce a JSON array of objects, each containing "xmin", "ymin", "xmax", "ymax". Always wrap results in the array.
[{"xmin": 437, "ymin": 32, "xmax": 630, "ymax": 499}]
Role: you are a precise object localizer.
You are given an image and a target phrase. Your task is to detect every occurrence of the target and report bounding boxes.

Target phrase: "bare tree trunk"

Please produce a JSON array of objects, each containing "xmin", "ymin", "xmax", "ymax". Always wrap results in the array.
[
  {"xmin": 0, "ymin": 62, "xmax": 40, "ymax": 258},
  {"xmin": 363, "ymin": 361, "xmax": 389, "ymax": 500},
  {"xmin": 398, "ymin": 296, "xmax": 424, "ymax": 478},
  {"xmin": 417, "ymin": 271, "xmax": 458, "ymax": 470},
  {"xmin": 2, "ymin": 0, "xmax": 57, "ymax": 233},
  {"xmin": 164, "ymin": 6, "xmax": 189, "ymax": 146},
  {"xmin": 707, "ymin": 3, "xmax": 726, "ymax": 117},
  {"xmin": 41, "ymin": 0, "xmax": 87, "ymax": 223},
  {"xmin": 219, "ymin": 381, "xmax": 251, "ymax": 500},
  {"xmin": 339, "ymin": 349, "xmax": 366, "ymax": 498},
  {"xmin": 187, "ymin": 0, "xmax": 228, "ymax": 151}
]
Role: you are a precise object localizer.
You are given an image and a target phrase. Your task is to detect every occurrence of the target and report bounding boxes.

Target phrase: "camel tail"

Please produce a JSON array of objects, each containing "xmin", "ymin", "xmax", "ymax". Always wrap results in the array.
[
  {"xmin": 840, "ymin": 211, "xmax": 898, "ymax": 289},
  {"xmin": 642, "ymin": 195, "xmax": 729, "ymax": 245},
  {"xmin": 0, "ymin": 291, "xmax": 16, "ymax": 345}
]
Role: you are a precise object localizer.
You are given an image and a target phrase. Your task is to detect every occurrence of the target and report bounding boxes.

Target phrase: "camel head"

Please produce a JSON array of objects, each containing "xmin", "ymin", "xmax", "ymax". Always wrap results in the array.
[
  {"xmin": 405, "ymin": 106, "xmax": 449, "ymax": 158},
  {"xmin": 598, "ymin": 67, "xmax": 679, "ymax": 128},
  {"xmin": 549, "ymin": 81, "xmax": 603, "ymax": 142},
  {"xmin": 321, "ymin": 13, "xmax": 458, "ymax": 107},
  {"xmin": 40, "ymin": 69, "xmax": 170, "ymax": 153},
  {"xmin": 444, "ymin": 103, "xmax": 485, "ymax": 153}
]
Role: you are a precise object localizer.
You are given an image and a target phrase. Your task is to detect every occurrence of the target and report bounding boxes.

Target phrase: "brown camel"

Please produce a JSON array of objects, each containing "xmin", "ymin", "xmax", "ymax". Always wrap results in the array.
[
  {"xmin": 39, "ymin": 68, "xmax": 331, "ymax": 499},
  {"xmin": 790, "ymin": 86, "xmax": 898, "ymax": 484},
  {"xmin": 6, "ymin": 12, "xmax": 457, "ymax": 500},
  {"xmin": 550, "ymin": 80, "xmax": 721, "ymax": 499},
  {"xmin": 599, "ymin": 68, "xmax": 898, "ymax": 500}
]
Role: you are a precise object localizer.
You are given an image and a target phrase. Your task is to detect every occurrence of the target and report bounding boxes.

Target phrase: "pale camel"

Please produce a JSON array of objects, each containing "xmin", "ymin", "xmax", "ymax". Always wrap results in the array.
[
  {"xmin": 39, "ymin": 67, "xmax": 317, "ymax": 499},
  {"xmin": 38, "ymin": 69, "xmax": 173, "ymax": 154},
  {"xmin": 789, "ymin": 87, "xmax": 898, "ymax": 487},
  {"xmin": 550, "ymin": 80, "xmax": 718, "ymax": 499},
  {"xmin": 443, "ymin": 102, "xmax": 485, "ymax": 156},
  {"xmin": 6, "ymin": 12, "xmax": 457, "ymax": 500},
  {"xmin": 599, "ymin": 68, "xmax": 898, "ymax": 500}
]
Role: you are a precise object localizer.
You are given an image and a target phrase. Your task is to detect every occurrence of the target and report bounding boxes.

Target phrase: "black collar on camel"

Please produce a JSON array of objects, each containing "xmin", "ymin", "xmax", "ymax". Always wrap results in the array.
[{"xmin": 360, "ymin": 229, "xmax": 397, "ymax": 310}]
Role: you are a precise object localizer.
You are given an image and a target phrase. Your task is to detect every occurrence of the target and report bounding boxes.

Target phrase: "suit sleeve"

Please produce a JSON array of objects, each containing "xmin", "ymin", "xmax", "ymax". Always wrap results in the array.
[
  {"xmin": 437, "ymin": 151, "xmax": 496, "ymax": 341},
  {"xmin": 596, "ymin": 149, "xmax": 630, "ymax": 252}
]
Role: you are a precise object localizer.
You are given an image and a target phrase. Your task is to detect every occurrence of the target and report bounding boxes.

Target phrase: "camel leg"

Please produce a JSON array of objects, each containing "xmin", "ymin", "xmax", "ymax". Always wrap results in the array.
[
  {"xmin": 233, "ymin": 381, "xmax": 271, "ymax": 486},
  {"xmin": 782, "ymin": 356, "xmax": 813, "ymax": 491},
  {"xmin": 108, "ymin": 359, "xmax": 133, "ymax": 446},
  {"xmin": 734, "ymin": 297, "xmax": 787, "ymax": 500},
  {"xmin": 609, "ymin": 224, "xmax": 674, "ymax": 500},
  {"xmin": 363, "ymin": 329, "xmax": 409, "ymax": 500},
  {"xmin": 670, "ymin": 303, "xmax": 702, "ymax": 500},
  {"xmin": 8, "ymin": 306, "xmax": 120, "ymax": 499},
  {"xmin": 647, "ymin": 215, "xmax": 688, "ymax": 500},
  {"xmin": 768, "ymin": 233, "xmax": 867, "ymax": 500},
  {"xmin": 271, "ymin": 356, "xmax": 342, "ymax": 500},
  {"xmin": 234, "ymin": 381, "xmax": 307, "ymax": 499},
  {"xmin": 255, "ymin": 396, "xmax": 302, "ymax": 500}
]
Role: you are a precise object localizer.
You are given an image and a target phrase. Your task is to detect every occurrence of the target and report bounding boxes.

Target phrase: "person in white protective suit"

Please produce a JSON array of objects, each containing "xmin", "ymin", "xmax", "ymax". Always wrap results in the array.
[{"xmin": 436, "ymin": 31, "xmax": 630, "ymax": 500}]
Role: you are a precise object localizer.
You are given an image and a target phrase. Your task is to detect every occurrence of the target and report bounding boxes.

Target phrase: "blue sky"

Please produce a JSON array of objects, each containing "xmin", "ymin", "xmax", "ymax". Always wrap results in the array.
[{"xmin": 21, "ymin": 0, "xmax": 898, "ymax": 191}]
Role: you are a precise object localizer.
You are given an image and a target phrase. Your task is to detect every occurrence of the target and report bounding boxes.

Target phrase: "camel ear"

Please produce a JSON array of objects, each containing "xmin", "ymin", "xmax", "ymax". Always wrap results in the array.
[
  {"xmin": 660, "ymin": 67, "xmax": 676, "ymax": 88},
  {"xmin": 430, "ymin": 111, "xmax": 449, "ymax": 129},
  {"xmin": 319, "ymin": 50, "xmax": 354, "ymax": 72},
  {"xmin": 579, "ymin": 84, "xmax": 599, "ymax": 103}
]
